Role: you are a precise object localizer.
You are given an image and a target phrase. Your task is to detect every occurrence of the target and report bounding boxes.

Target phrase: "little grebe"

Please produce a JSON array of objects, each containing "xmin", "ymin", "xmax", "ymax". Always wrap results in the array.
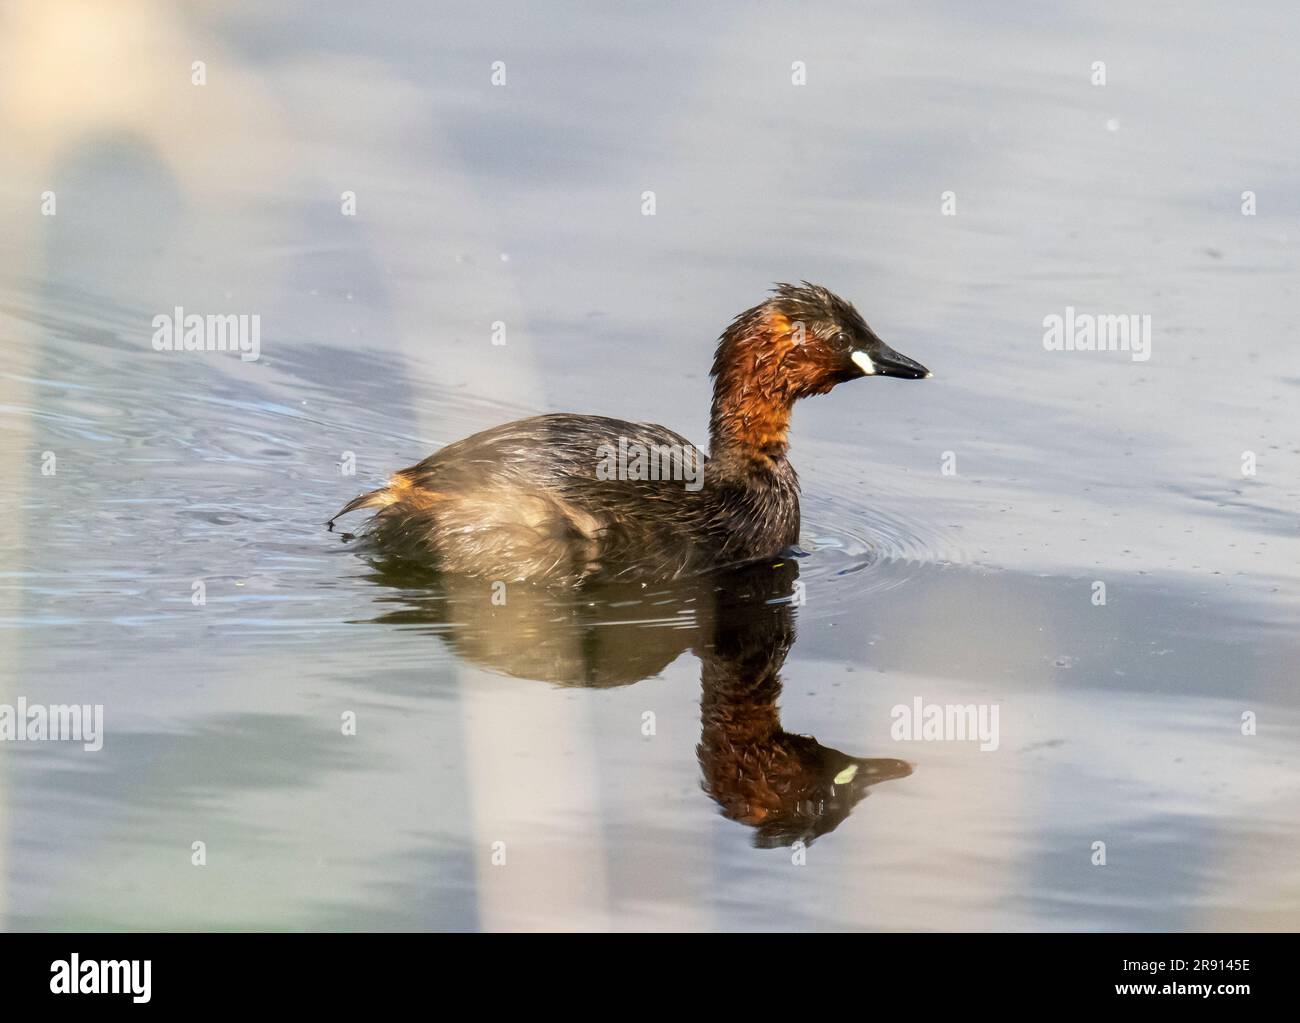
[{"xmin": 328, "ymin": 283, "xmax": 930, "ymax": 583}]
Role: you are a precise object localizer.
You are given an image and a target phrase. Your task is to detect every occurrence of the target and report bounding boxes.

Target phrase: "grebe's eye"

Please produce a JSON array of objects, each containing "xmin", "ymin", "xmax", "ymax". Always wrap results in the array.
[{"xmin": 830, "ymin": 331, "xmax": 853, "ymax": 350}]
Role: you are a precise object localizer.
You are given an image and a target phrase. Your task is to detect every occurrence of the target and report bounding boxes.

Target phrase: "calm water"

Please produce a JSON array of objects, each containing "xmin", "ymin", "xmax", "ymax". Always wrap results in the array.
[{"xmin": 1, "ymin": 0, "xmax": 1297, "ymax": 930}]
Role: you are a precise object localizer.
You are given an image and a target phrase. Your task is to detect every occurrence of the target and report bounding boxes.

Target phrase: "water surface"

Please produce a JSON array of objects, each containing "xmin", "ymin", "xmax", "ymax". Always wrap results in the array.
[{"xmin": 0, "ymin": 0, "xmax": 1297, "ymax": 930}]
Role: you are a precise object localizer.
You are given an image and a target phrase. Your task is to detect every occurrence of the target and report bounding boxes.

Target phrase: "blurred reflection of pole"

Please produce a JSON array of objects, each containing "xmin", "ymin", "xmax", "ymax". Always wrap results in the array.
[{"xmin": 0, "ymin": 0, "xmax": 621, "ymax": 929}]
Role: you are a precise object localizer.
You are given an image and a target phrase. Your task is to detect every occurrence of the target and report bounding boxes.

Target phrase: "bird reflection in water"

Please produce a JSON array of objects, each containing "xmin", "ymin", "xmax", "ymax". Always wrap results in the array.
[{"xmin": 361, "ymin": 557, "xmax": 911, "ymax": 847}]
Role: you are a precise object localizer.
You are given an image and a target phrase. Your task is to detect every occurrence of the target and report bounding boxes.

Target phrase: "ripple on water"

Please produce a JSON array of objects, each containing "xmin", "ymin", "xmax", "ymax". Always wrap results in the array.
[{"xmin": 791, "ymin": 476, "xmax": 965, "ymax": 616}]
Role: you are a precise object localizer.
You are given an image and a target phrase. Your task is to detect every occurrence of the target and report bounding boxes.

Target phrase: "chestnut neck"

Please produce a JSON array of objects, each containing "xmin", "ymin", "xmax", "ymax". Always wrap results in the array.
[
  {"xmin": 708, "ymin": 383, "xmax": 793, "ymax": 465},
  {"xmin": 708, "ymin": 312, "xmax": 796, "ymax": 467}
]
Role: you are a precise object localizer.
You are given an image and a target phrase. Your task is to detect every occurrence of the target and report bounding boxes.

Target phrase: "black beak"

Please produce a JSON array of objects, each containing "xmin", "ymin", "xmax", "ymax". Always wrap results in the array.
[{"xmin": 852, "ymin": 343, "xmax": 931, "ymax": 380}]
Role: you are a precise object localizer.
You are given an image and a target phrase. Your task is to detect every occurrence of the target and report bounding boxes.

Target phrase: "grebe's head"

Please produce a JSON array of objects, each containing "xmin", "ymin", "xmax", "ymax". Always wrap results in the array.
[
  {"xmin": 722, "ymin": 281, "xmax": 930, "ymax": 392},
  {"xmin": 700, "ymin": 729, "xmax": 916, "ymax": 848},
  {"xmin": 709, "ymin": 283, "xmax": 930, "ymax": 456}
]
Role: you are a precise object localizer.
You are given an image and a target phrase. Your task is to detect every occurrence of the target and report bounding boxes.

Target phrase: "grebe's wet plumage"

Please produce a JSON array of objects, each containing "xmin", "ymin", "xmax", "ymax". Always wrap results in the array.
[{"xmin": 329, "ymin": 283, "xmax": 930, "ymax": 584}]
